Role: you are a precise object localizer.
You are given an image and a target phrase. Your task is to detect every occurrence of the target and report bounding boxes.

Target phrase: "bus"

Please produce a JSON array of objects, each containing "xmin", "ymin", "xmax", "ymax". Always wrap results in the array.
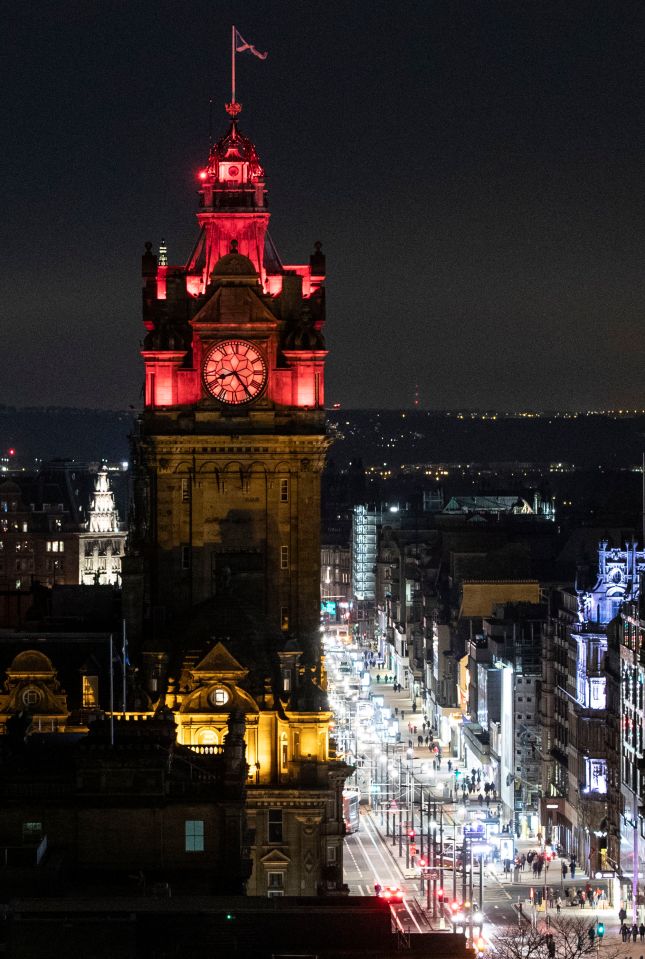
[{"xmin": 343, "ymin": 788, "xmax": 361, "ymax": 834}]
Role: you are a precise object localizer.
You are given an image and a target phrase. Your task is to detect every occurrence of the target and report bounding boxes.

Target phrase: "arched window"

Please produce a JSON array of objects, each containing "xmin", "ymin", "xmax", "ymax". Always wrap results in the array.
[{"xmin": 197, "ymin": 727, "xmax": 219, "ymax": 746}]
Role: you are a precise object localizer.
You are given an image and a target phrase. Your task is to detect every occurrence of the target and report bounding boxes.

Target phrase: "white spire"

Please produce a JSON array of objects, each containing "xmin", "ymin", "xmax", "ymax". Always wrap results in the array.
[{"xmin": 88, "ymin": 466, "xmax": 120, "ymax": 533}]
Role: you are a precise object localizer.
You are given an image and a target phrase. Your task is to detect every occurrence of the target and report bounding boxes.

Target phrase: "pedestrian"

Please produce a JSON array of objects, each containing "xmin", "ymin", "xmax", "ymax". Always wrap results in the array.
[
  {"xmin": 413, "ymin": 725, "xmax": 417, "ymax": 734},
  {"xmin": 395, "ymin": 707, "xmax": 399, "ymax": 717},
  {"xmin": 620, "ymin": 925, "xmax": 628, "ymax": 943},
  {"xmin": 417, "ymin": 735, "xmax": 423, "ymax": 747},
  {"xmin": 619, "ymin": 908, "xmax": 627, "ymax": 924},
  {"xmin": 376, "ymin": 674, "xmax": 381, "ymax": 684},
  {"xmin": 401, "ymin": 710, "xmax": 405, "ymax": 720},
  {"xmin": 640, "ymin": 923, "xmax": 645, "ymax": 942},
  {"xmin": 570, "ymin": 863, "xmax": 576, "ymax": 880},
  {"xmin": 408, "ymin": 739, "xmax": 413, "ymax": 749},
  {"xmin": 448, "ymin": 760, "xmax": 453, "ymax": 773},
  {"xmin": 521, "ymin": 853, "xmax": 526, "ymax": 871},
  {"xmin": 556, "ymin": 897, "xmax": 561, "ymax": 916},
  {"xmin": 422, "ymin": 722, "xmax": 427, "ymax": 733},
  {"xmin": 633, "ymin": 924, "xmax": 639, "ymax": 943},
  {"xmin": 425, "ymin": 736, "xmax": 429, "ymax": 746},
  {"xmin": 561, "ymin": 862, "xmax": 568, "ymax": 880},
  {"xmin": 478, "ymin": 793, "xmax": 483, "ymax": 806},
  {"xmin": 432, "ymin": 759, "xmax": 437, "ymax": 771}
]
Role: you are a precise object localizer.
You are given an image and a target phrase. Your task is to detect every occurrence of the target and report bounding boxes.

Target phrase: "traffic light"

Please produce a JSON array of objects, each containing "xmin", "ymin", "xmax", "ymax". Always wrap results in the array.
[
  {"xmin": 408, "ymin": 829, "xmax": 416, "ymax": 840},
  {"xmin": 418, "ymin": 857, "xmax": 427, "ymax": 868},
  {"xmin": 437, "ymin": 888, "xmax": 444, "ymax": 902},
  {"xmin": 451, "ymin": 900, "xmax": 461, "ymax": 913},
  {"xmin": 597, "ymin": 923, "xmax": 605, "ymax": 939}
]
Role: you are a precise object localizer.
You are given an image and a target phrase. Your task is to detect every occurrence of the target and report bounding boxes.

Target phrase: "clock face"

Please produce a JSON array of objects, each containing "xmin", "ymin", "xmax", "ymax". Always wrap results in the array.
[{"xmin": 203, "ymin": 339, "xmax": 268, "ymax": 405}]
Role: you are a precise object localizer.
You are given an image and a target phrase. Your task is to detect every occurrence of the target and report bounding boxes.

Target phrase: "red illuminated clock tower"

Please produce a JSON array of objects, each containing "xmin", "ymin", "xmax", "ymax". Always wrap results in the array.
[{"xmin": 128, "ymin": 105, "xmax": 329, "ymax": 687}]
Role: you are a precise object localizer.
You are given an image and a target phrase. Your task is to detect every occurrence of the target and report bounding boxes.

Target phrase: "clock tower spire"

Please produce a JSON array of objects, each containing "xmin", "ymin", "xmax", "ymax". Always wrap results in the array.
[{"xmin": 188, "ymin": 112, "xmax": 271, "ymax": 289}]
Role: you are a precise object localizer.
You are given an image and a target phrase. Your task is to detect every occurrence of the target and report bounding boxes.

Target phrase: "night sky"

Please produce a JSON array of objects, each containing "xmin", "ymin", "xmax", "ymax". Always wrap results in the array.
[{"xmin": 3, "ymin": 1, "xmax": 645, "ymax": 411}]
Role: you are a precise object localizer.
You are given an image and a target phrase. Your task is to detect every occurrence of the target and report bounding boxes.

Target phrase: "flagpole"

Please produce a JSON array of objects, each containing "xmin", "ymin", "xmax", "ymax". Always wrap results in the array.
[{"xmin": 231, "ymin": 24, "xmax": 236, "ymax": 105}]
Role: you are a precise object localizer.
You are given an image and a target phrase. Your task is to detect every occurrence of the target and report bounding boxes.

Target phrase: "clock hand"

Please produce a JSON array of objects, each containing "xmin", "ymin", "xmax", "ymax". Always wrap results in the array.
[
  {"xmin": 221, "ymin": 369, "xmax": 252, "ymax": 397},
  {"xmin": 237, "ymin": 376, "xmax": 252, "ymax": 397}
]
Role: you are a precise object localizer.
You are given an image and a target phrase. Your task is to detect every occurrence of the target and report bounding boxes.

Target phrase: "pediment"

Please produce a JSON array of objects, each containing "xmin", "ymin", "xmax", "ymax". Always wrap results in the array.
[
  {"xmin": 259, "ymin": 848, "xmax": 291, "ymax": 866},
  {"xmin": 192, "ymin": 641, "xmax": 248, "ymax": 681},
  {"xmin": 191, "ymin": 285, "xmax": 278, "ymax": 328}
]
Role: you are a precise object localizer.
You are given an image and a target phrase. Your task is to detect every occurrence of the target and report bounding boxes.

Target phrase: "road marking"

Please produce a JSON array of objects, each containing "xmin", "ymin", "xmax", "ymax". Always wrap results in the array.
[
  {"xmin": 345, "ymin": 839, "xmax": 364, "ymax": 878},
  {"xmin": 400, "ymin": 900, "xmax": 424, "ymax": 934},
  {"xmin": 358, "ymin": 815, "xmax": 400, "ymax": 884}
]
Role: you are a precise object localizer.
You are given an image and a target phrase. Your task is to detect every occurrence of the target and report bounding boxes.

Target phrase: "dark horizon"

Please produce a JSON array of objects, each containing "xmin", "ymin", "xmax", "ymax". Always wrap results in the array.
[{"xmin": 3, "ymin": 2, "xmax": 645, "ymax": 411}]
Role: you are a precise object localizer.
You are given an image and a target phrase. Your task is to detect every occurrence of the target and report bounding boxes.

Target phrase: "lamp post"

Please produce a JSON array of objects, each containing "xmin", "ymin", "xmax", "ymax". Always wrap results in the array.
[{"xmin": 543, "ymin": 857, "xmax": 550, "ymax": 915}]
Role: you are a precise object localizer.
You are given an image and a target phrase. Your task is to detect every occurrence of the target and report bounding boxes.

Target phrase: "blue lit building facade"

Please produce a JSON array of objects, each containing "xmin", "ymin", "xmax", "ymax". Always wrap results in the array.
[
  {"xmin": 542, "ymin": 540, "xmax": 645, "ymax": 889},
  {"xmin": 572, "ymin": 542, "xmax": 645, "ymax": 881}
]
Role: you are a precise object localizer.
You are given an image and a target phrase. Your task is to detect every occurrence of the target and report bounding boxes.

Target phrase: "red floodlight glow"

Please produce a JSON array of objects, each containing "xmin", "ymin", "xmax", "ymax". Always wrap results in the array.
[
  {"xmin": 198, "ymin": 170, "xmax": 208, "ymax": 180},
  {"xmin": 8, "ymin": 448, "xmax": 15, "ymax": 456}
]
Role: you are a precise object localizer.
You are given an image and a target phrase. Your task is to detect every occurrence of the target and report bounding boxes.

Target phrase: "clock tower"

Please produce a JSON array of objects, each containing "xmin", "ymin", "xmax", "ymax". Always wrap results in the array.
[
  {"xmin": 125, "ymin": 103, "xmax": 350, "ymax": 898},
  {"xmin": 128, "ymin": 107, "xmax": 329, "ymax": 682}
]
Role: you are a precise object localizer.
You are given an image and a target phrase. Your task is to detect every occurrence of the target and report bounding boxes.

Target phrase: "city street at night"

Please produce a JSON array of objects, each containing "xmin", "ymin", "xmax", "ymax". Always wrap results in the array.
[{"xmin": 325, "ymin": 623, "xmax": 625, "ymax": 953}]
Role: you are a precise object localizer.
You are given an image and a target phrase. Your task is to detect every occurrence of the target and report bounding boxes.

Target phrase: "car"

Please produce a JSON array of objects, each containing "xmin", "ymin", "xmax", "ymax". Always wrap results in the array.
[{"xmin": 381, "ymin": 885, "xmax": 405, "ymax": 902}]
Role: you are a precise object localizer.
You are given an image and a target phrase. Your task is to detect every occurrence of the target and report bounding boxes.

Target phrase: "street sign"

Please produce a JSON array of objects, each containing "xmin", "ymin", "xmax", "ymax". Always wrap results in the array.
[{"xmin": 422, "ymin": 869, "xmax": 439, "ymax": 880}]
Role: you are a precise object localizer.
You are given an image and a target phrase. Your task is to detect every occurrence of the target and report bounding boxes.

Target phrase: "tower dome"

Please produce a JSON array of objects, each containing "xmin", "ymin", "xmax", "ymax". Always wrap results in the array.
[{"xmin": 211, "ymin": 240, "xmax": 260, "ymax": 284}]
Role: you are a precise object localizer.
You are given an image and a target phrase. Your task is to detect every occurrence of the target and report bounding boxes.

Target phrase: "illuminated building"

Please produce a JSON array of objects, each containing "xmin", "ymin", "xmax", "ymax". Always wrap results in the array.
[
  {"xmin": 78, "ymin": 465, "xmax": 127, "ymax": 585},
  {"xmin": 541, "ymin": 541, "xmax": 645, "ymax": 873},
  {"xmin": 124, "ymin": 100, "xmax": 350, "ymax": 896},
  {"xmin": 608, "ymin": 595, "xmax": 645, "ymax": 910},
  {"xmin": 0, "ymin": 463, "xmax": 127, "ymax": 626}
]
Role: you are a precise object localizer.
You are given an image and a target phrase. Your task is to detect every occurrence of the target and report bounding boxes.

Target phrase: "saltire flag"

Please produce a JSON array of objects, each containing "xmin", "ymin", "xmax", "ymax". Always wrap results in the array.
[{"xmin": 235, "ymin": 29, "xmax": 268, "ymax": 60}]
